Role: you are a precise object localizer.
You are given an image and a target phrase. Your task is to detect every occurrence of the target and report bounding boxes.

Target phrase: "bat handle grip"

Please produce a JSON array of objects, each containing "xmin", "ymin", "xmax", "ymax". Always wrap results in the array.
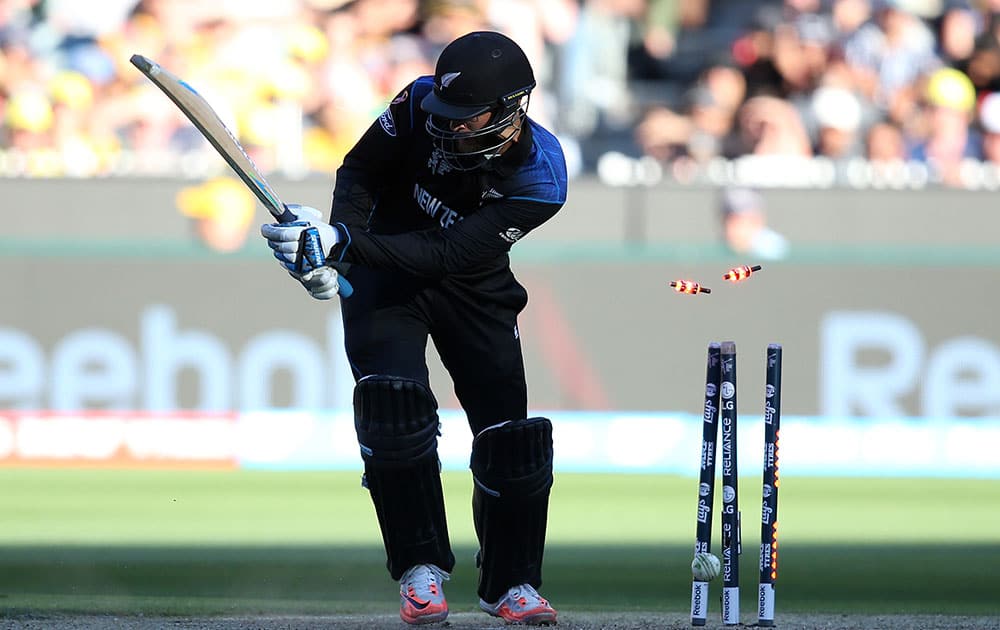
[
  {"xmin": 282, "ymin": 207, "xmax": 354, "ymax": 299},
  {"xmin": 334, "ymin": 272, "xmax": 354, "ymax": 298}
]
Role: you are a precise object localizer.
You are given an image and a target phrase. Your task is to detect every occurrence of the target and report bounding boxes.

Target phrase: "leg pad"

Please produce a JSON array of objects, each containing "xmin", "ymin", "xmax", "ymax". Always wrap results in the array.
[
  {"xmin": 471, "ymin": 417, "xmax": 554, "ymax": 603},
  {"xmin": 355, "ymin": 376, "xmax": 454, "ymax": 579}
]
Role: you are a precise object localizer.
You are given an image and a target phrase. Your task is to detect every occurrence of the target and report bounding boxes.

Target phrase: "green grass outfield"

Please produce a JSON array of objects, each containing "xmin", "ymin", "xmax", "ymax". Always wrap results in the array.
[{"xmin": 1, "ymin": 469, "xmax": 998, "ymax": 617}]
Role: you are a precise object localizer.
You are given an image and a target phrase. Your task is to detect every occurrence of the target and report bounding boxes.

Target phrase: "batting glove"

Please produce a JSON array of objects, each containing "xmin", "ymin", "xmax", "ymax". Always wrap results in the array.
[
  {"xmin": 297, "ymin": 266, "xmax": 341, "ymax": 300},
  {"xmin": 260, "ymin": 204, "xmax": 339, "ymax": 273}
]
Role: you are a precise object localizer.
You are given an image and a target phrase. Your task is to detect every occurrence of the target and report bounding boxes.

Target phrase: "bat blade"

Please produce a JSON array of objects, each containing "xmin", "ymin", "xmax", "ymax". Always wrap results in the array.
[
  {"xmin": 130, "ymin": 54, "xmax": 353, "ymax": 297},
  {"xmin": 129, "ymin": 54, "xmax": 293, "ymax": 222}
]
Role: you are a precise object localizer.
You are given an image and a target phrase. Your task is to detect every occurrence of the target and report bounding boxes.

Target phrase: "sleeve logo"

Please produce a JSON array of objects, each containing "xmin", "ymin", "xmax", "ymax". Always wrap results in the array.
[
  {"xmin": 378, "ymin": 108, "xmax": 397, "ymax": 137},
  {"xmin": 500, "ymin": 227, "xmax": 524, "ymax": 243}
]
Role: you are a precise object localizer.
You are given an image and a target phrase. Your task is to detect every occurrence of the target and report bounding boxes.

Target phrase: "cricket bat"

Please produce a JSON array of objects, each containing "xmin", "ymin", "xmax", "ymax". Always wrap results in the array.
[{"xmin": 129, "ymin": 53, "xmax": 353, "ymax": 297}]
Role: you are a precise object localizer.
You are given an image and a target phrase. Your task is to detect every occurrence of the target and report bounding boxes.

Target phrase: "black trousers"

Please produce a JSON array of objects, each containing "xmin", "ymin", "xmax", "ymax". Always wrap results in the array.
[
  {"xmin": 341, "ymin": 266, "xmax": 529, "ymax": 435},
  {"xmin": 340, "ymin": 266, "xmax": 532, "ymax": 580}
]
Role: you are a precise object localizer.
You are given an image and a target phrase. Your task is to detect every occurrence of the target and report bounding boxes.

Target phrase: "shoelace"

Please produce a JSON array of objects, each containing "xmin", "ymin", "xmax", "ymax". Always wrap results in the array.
[
  {"xmin": 401, "ymin": 564, "xmax": 450, "ymax": 599},
  {"xmin": 509, "ymin": 583, "xmax": 547, "ymax": 610}
]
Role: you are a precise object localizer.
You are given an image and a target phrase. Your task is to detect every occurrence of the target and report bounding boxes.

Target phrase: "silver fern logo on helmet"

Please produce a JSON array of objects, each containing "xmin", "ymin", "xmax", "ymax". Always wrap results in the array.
[{"xmin": 440, "ymin": 72, "xmax": 461, "ymax": 88}]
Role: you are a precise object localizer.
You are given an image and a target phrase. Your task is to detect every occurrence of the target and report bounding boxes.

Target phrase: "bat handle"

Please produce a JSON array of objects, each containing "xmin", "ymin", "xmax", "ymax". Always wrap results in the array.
[
  {"xmin": 283, "ymin": 206, "xmax": 354, "ymax": 299},
  {"xmin": 335, "ymin": 272, "xmax": 354, "ymax": 298}
]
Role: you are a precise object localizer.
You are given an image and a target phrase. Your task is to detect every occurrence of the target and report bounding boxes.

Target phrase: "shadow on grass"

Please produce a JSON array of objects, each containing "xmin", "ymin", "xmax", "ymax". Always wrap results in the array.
[{"xmin": 1, "ymin": 544, "xmax": 998, "ymax": 616}]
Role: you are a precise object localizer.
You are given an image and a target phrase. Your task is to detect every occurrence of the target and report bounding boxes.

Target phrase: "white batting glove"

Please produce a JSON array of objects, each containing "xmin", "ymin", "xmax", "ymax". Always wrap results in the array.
[
  {"xmin": 260, "ymin": 204, "xmax": 339, "ymax": 272},
  {"xmin": 296, "ymin": 266, "xmax": 340, "ymax": 300}
]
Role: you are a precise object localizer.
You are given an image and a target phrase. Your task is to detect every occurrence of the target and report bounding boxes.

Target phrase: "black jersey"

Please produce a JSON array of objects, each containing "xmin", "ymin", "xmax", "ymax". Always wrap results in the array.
[{"xmin": 326, "ymin": 76, "xmax": 568, "ymax": 297}]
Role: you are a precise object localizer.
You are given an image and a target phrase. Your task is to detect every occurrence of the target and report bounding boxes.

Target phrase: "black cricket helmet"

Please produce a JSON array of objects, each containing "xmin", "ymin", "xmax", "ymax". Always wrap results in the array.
[{"xmin": 421, "ymin": 31, "xmax": 535, "ymax": 171}]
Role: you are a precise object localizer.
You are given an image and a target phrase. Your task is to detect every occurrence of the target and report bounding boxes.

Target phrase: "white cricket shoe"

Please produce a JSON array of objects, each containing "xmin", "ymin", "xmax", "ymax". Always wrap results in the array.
[
  {"xmin": 399, "ymin": 564, "xmax": 450, "ymax": 625},
  {"xmin": 480, "ymin": 583, "xmax": 557, "ymax": 625}
]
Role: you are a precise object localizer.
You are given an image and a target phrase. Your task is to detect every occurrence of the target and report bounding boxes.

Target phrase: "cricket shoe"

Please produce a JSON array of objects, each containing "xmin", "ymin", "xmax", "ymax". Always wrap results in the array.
[
  {"xmin": 399, "ymin": 564, "xmax": 450, "ymax": 625},
  {"xmin": 480, "ymin": 583, "xmax": 557, "ymax": 625}
]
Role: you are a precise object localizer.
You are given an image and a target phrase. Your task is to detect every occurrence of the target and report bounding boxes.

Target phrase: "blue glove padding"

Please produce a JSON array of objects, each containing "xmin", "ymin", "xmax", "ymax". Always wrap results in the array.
[{"xmin": 260, "ymin": 204, "xmax": 339, "ymax": 272}]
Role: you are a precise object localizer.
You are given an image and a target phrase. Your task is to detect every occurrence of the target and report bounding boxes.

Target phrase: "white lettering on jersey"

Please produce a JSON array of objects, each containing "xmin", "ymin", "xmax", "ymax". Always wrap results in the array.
[{"xmin": 413, "ymin": 183, "xmax": 462, "ymax": 229}]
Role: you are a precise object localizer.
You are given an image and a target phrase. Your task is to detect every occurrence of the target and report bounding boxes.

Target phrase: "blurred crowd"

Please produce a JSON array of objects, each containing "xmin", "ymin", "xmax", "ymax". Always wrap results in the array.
[
  {"xmin": 3, "ymin": 0, "xmax": 1000, "ymax": 188},
  {"xmin": 632, "ymin": 0, "xmax": 1000, "ymax": 188},
  {"xmin": 0, "ymin": 0, "xmax": 581, "ymax": 178}
]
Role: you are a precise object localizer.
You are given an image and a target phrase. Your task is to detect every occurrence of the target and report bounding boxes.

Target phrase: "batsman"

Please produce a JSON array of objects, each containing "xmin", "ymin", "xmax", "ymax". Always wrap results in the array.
[{"xmin": 260, "ymin": 31, "xmax": 567, "ymax": 625}]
